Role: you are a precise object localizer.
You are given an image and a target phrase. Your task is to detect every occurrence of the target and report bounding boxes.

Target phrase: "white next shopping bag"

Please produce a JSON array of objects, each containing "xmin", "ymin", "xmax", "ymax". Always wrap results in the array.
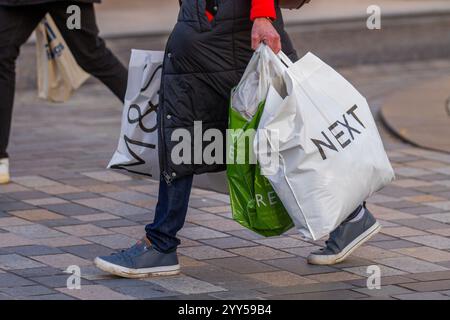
[
  {"xmin": 108, "ymin": 49, "xmax": 163, "ymax": 178},
  {"xmin": 256, "ymin": 52, "xmax": 395, "ymax": 240}
]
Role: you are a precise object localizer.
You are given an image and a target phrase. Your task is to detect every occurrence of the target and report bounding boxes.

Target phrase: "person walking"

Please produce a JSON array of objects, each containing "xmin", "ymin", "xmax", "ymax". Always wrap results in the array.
[
  {"xmin": 94, "ymin": 0, "xmax": 380, "ymax": 277},
  {"xmin": 0, "ymin": 0, "xmax": 128, "ymax": 185}
]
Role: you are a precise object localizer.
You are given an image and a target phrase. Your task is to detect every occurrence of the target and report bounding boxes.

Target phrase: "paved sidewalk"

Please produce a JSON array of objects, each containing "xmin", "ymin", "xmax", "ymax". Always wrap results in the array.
[{"xmin": 1, "ymin": 59, "xmax": 450, "ymax": 300}]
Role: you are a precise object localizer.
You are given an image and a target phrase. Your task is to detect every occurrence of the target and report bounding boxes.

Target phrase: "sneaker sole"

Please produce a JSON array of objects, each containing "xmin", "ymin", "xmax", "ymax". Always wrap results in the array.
[
  {"xmin": 94, "ymin": 257, "xmax": 180, "ymax": 279},
  {"xmin": 307, "ymin": 221, "xmax": 381, "ymax": 266}
]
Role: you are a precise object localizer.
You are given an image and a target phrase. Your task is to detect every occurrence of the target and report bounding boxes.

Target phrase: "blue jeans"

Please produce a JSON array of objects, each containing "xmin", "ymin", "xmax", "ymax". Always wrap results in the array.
[{"xmin": 145, "ymin": 174, "xmax": 193, "ymax": 253}]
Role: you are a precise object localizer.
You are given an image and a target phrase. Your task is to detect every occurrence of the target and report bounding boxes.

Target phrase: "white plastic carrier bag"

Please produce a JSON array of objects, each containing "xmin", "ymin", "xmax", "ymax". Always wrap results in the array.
[
  {"xmin": 231, "ymin": 44, "xmax": 293, "ymax": 120},
  {"xmin": 256, "ymin": 52, "xmax": 395, "ymax": 240},
  {"xmin": 108, "ymin": 49, "xmax": 163, "ymax": 178}
]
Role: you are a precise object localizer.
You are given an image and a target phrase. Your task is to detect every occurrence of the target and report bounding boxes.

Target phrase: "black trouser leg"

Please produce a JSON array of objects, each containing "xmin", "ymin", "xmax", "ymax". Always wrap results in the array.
[
  {"xmin": 0, "ymin": 6, "xmax": 46, "ymax": 159},
  {"xmin": 49, "ymin": 3, "xmax": 128, "ymax": 102}
]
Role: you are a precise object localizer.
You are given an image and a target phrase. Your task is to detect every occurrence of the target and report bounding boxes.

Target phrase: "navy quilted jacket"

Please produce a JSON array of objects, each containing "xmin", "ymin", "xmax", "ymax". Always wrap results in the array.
[{"xmin": 158, "ymin": 0, "xmax": 297, "ymax": 183}]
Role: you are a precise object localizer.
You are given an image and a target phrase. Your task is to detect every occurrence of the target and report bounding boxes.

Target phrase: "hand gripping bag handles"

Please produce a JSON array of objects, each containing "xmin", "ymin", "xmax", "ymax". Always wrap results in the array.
[
  {"xmin": 256, "ymin": 52, "xmax": 395, "ymax": 240},
  {"xmin": 227, "ymin": 45, "xmax": 294, "ymax": 237}
]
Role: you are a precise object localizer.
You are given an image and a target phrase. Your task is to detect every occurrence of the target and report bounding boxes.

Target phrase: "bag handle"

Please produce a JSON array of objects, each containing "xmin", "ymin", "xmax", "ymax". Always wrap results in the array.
[{"xmin": 278, "ymin": 0, "xmax": 311, "ymax": 10}]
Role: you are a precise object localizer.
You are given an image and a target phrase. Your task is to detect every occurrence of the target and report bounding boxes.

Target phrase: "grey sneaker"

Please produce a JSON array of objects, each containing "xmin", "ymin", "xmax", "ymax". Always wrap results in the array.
[
  {"xmin": 0, "ymin": 158, "xmax": 10, "ymax": 185},
  {"xmin": 307, "ymin": 205, "xmax": 381, "ymax": 265},
  {"xmin": 94, "ymin": 237, "xmax": 180, "ymax": 278}
]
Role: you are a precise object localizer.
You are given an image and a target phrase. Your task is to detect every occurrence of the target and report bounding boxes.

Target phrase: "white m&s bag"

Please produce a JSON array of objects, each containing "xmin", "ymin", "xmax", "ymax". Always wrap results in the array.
[{"xmin": 256, "ymin": 53, "xmax": 395, "ymax": 240}]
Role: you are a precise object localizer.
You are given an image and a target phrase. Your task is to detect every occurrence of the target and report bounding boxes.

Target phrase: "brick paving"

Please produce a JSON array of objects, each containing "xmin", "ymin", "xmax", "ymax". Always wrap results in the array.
[{"xmin": 0, "ymin": 59, "xmax": 450, "ymax": 300}]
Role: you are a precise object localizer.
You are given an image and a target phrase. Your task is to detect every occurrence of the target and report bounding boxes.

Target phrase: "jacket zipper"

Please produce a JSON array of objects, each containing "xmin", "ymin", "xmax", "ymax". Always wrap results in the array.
[{"xmin": 159, "ymin": 34, "xmax": 174, "ymax": 186}]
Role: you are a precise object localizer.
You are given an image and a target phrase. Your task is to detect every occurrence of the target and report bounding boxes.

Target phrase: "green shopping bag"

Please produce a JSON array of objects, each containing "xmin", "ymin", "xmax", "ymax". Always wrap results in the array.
[{"xmin": 226, "ymin": 100, "xmax": 294, "ymax": 237}]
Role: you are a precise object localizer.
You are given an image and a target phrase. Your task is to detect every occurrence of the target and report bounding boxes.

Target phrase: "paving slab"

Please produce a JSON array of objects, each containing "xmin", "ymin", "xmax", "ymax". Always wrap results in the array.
[
  {"xmin": 2, "ymin": 58, "xmax": 450, "ymax": 300},
  {"xmin": 230, "ymin": 246, "xmax": 294, "ymax": 261},
  {"xmin": 207, "ymin": 257, "xmax": 278, "ymax": 274},
  {"xmin": 178, "ymin": 246, "xmax": 236, "ymax": 260},
  {"xmin": 0, "ymin": 285, "xmax": 55, "ymax": 298},
  {"xmin": 114, "ymin": 284, "xmax": 178, "ymax": 299},
  {"xmin": 31, "ymin": 253, "xmax": 92, "ymax": 269},
  {"xmin": 0, "ymin": 245, "xmax": 63, "ymax": 257},
  {"xmin": 85, "ymin": 234, "xmax": 137, "ymax": 250},
  {"xmin": 248, "ymin": 271, "xmax": 317, "ymax": 287},
  {"xmin": 394, "ymin": 291, "xmax": 450, "ymax": 300},
  {"xmin": 0, "ymin": 254, "xmax": 45, "ymax": 271},
  {"xmin": 404, "ymin": 235, "xmax": 450, "ymax": 250},
  {"xmin": 426, "ymin": 212, "xmax": 450, "ymax": 223},
  {"xmin": 0, "ymin": 273, "xmax": 35, "ymax": 287},
  {"xmin": 399, "ymin": 279, "xmax": 450, "ymax": 292},
  {"xmin": 146, "ymin": 275, "xmax": 227, "ymax": 295},
  {"xmin": 11, "ymin": 267, "xmax": 65, "ymax": 278},
  {"xmin": 374, "ymin": 256, "xmax": 448, "ymax": 273}
]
